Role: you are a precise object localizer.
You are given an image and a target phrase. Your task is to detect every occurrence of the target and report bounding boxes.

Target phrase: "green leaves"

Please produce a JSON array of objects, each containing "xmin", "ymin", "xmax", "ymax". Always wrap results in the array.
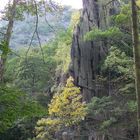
[
  {"xmin": 53, "ymin": 29, "xmax": 72, "ymax": 73},
  {"xmin": 0, "ymin": 86, "xmax": 47, "ymax": 133},
  {"xmin": 87, "ymin": 96, "xmax": 114, "ymax": 116},
  {"xmin": 103, "ymin": 46, "xmax": 134, "ymax": 79},
  {"xmin": 101, "ymin": 117, "xmax": 117, "ymax": 130},
  {"xmin": 5, "ymin": 46, "xmax": 57, "ymax": 92},
  {"xmin": 127, "ymin": 100, "xmax": 137, "ymax": 113},
  {"xmin": 87, "ymin": 96, "xmax": 133, "ymax": 132},
  {"xmin": 84, "ymin": 27, "xmax": 123, "ymax": 41},
  {"xmin": 0, "ymin": 41, "xmax": 11, "ymax": 57},
  {"xmin": 113, "ymin": 4, "xmax": 131, "ymax": 26}
]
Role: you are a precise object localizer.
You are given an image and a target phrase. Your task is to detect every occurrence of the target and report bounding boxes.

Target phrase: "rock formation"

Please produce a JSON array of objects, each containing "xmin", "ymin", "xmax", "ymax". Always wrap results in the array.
[
  {"xmin": 70, "ymin": 0, "xmax": 120, "ymax": 101},
  {"xmin": 70, "ymin": 0, "xmax": 124, "ymax": 139}
]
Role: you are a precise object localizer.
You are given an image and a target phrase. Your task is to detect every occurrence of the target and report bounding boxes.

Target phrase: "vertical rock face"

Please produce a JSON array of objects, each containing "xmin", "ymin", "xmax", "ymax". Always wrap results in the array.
[
  {"xmin": 70, "ymin": 0, "xmax": 119, "ymax": 101},
  {"xmin": 69, "ymin": 1, "xmax": 137, "ymax": 140}
]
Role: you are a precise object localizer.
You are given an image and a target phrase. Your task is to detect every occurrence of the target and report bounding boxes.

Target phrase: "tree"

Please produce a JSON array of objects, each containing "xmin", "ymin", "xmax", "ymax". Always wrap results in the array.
[
  {"xmin": 131, "ymin": 0, "xmax": 140, "ymax": 139},
  {"xmin": 35, "ymin": 77, "xmax": 87, "ymax": 139},
  {"xmin": 0, "ymin": 0, "xmax": 17, "ymax": 83},
  {"xmin": 16, "ymin": 55, "xmax": 55, "ymax": 93},
  {"xmin": 0, "ymin": 0, "xmax": 60, "ymax": 84},
  {"xmin": 0, "ymin": 86, "xmax": 47, "ymax": 134},
  {"xmin": 48, "ymin": 77, "xmax": 87, "ymax": 126}
]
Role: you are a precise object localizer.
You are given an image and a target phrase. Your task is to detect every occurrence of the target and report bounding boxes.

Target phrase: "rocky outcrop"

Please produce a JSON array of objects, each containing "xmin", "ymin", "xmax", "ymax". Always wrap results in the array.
[
  {"xmin": 70, "ymin": 0, "xmax": 118, "ymax": 139},
  {"xmin": 70, "ymin": 0, "xmax": 120, "ymax": 101}
]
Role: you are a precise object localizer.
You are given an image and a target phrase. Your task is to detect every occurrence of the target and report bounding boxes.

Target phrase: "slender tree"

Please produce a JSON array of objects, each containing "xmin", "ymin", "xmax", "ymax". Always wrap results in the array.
[
  {"xmin": 0, "ymin": 0, "xmax": 17, "ymax": 83},
  {"xmin": 131, "ymin": 0, "xmax": 140, "ymax": 139}
]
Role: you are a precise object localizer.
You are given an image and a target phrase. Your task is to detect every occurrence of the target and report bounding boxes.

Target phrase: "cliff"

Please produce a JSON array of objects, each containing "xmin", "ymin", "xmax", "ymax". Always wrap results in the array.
[
  {"xmin": 70, "ymin": 0, "xmax": 120, "ymax": 101},
  {"xmin": 69, "ymin": 1, "xmax": 137, "ymax": 140}
]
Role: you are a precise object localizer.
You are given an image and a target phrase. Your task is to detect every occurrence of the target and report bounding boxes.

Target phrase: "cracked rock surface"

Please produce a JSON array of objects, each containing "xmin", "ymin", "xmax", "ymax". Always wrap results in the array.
[{"xmin": 70, "ymin": 0, "xmax": 119, "ymax": 101}]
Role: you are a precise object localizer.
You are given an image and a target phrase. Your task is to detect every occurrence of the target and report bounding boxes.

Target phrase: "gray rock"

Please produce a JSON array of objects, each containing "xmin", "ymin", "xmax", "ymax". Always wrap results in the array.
[{"xmin": 70, "ymin": 0, "xmax": 119, "ymax": 102}]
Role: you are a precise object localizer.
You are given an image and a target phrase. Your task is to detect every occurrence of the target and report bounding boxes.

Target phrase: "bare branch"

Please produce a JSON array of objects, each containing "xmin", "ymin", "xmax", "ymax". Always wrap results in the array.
[
  {"xmin": 25, "ymin": 0, "xmax": 45, "ymax": 64},
  {"xmin": 43, "ymin": 0, "xmax": 56, "ymax": 33}
]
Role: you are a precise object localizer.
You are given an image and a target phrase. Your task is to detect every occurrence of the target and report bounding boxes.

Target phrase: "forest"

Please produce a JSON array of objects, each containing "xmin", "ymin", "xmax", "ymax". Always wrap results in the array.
[{"xmin": 0, "ymin": 0, "xmax": 140, "ymax": 140}]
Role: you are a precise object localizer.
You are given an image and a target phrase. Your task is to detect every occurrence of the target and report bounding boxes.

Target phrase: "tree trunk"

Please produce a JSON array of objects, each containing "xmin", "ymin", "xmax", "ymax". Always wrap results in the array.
[
  {"xmin": 131, "ymin": 0, "xmax": 140, "ymax": 139},
  {"xmin": 0, "ymin": 0, "xmax": 17, "ymax": 83}
]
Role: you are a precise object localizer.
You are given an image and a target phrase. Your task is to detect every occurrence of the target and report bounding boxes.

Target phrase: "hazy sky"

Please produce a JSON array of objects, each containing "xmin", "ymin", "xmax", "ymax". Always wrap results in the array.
[
  {"xmin": 0, "ymin": 1, "xmax": 6, "ymax": 10},
  {"xmin": 0, "ymin": 0, "xmax": 83, "ymax": 10},
  {"xmin": 56, "ymin": 0, "xmax": 83, "ymax": 9}
]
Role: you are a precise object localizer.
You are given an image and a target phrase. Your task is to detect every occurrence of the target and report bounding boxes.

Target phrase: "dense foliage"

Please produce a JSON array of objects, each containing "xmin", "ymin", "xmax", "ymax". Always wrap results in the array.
[
  {"xmin": 0, "ymin": 0, "xmax": 139, "ymax": 140},
  {"xmin": 35, "ymin": 77, "xmax": 87, "ymax": 139},
  {"xmin": 0, "ymin": 86, "xmax": 47, "ymax": 133},
  {"xmin": 0, "ymin": 7, "xmax": 80, "ymax": 139},
  {"xmin": 82, "ymin": 1, "xmax": 137, "ymax": 139}
]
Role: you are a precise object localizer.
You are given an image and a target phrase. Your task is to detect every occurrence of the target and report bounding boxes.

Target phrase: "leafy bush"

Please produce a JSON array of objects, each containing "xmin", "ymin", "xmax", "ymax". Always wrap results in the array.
[
  {"xmin": 102, "ymin": 46, "xmax": 134, "ymax": 79},
  {"xmin": 0, "ymin": 86, "xmax": 47, "ymax": 133},
  {"xmin": 84, "ymin": 27, "xmax": 123, "ymax": 41},
  {"xmin": 35, "ymin": 77, "xmax": 87, "ymax": 139}
]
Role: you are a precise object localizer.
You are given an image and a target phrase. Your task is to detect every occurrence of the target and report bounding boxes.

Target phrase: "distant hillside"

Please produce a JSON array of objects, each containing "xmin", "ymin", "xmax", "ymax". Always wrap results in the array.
[{"xmin": 0, "ymin": 6, "xmax": 74, "ymax": 50}]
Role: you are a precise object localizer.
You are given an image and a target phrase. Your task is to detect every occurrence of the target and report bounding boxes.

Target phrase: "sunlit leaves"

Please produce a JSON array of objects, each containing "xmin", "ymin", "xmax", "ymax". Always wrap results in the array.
[
  {"xmin": 84, "ymin": 27, "xmax": 123, "ymax": 41},
  {"xmin": 35, "ymin": 77, "xmax": 87, "ymax": 139},
  {"xmin": 48, "ymin": 76, "xmax": 87, "ymax": 126}
]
